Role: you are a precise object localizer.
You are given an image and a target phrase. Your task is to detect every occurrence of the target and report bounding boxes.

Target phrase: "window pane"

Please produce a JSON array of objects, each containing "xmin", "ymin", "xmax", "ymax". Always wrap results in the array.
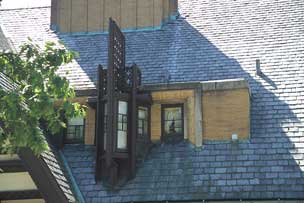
[
  {"xmin": 117, "ymin": 101, "xmax": 128, "ymax": 150},
  {"xmin": 66, "ymin": 117, "xmax": 84, "ymax": 143},
  {"xmin": 118, "ymin": 101, "xmax": 128, "ymax": 114},
  {"xmin": 138, "ymin": 107, "xmax": 148, "ymax": 119},
  {"xmin": 138, "ymin": 107, "xmax": 149, "ymax": 136},
  {"xmin": 175, "ymin": 120, "xmax": 182, "ymax": 128},
  {"xmin": 163, "ymin": 106, "xmax": 183, "ymax": 135},
  {"xmin": 68, "ymin": 116, "xmax": 84, "ymax": 126},
  {"xmin": 165, "ymin": 107, "xmax": 181, "ymax": 121},
  {"xmin": 117, "ymin": 130, "xmax": 127, "ymax": 149}
]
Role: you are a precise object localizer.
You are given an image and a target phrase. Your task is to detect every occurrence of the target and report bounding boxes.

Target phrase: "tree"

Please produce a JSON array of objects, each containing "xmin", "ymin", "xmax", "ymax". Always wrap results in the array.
[{"xmin": 0, "ymin": 40, "xmax": 86, "ymax": 155}]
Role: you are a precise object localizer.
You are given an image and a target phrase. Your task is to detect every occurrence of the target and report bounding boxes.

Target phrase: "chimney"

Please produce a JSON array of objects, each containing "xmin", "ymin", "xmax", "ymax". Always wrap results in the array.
[{"xmin": 51, "ymin": 0, "xmax": 178, "ymax": 33}]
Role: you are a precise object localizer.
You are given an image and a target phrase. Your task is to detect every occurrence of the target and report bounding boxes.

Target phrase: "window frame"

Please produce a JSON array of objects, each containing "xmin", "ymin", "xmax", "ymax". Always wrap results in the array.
[
  {"xmin": 161, "ymin": 103, "xmax": 184, "ymax": 143},
  {"xmin": 114, "ymin": 98, "xmax": 129, "ymax": 153},
  {"xmin": 64, "ymin": 116, "xmax": 85, "ymax": 144},
  {"xmin": 137, "ymin": 105, "xmax": 151, "ymax": 141}
]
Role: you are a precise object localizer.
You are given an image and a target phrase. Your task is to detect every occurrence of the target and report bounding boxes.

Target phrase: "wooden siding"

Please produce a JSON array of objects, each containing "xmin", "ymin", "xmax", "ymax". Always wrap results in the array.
[
  {"xmin": 54, "ymin": 0, "xmax": 178, "ymax": 33},
  {"xmin": 202, "ymin": 88, "xmax": 250, "ymax": 141},
  {"xmin": 151, "ymin": 104, "xmax": 161, "ymax": 141},
  {"xmin": 85, "ymin": 106, "xmax": 96, "ymax": 145},
  {"xmin": 151, "ymin": 90, "xmax": 195, "ymax": 145}
]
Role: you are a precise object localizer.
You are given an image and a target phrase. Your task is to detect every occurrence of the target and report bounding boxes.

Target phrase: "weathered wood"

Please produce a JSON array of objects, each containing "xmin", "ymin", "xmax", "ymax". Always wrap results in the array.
[
  {"xmin": 58, "ymin": 0, "xmax": 71, "ymax": 33},
  {"xmin": 95, "ymin": 65, "xmax": 105, "ymax": 181},
  {"xmin": 137, "ymin": 0, "xmax": 154, "ymax": 28},
  {"xmin": 88, "ymin": 0, "xmax": 104, "ymax": 31},
  {"xmin": 71, "ymin": 0, "xmax": 87, "ymax": 32},
  {"xmin": 153, "ymin": 0, "xmax": 163, "ymax": 27},
  {"xmin": 104, "ymin": 0, "xmax": 121, "ymax": 30},
  {"xmin": 121, "ymin": 0, "xmax": 137, "ymax": 29},
  {"xmin": 129, "ymin": 65, "xmax": 138, "ymax": 178},
  {"xmin": 54, "ymin": 0, "xmax": 178, "ymax": 33}
]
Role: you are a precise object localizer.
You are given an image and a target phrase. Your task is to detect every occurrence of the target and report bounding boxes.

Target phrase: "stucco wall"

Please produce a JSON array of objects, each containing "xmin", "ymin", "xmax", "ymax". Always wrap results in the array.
[{"xmin": 202, "ymin": 88, "xmax": 250, "ymax": 141}]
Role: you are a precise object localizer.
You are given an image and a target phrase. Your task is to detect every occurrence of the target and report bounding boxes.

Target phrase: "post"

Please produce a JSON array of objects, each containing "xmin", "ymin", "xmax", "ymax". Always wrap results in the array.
[
  {"xmin": 95, "ymin": 65, "xmax": 104, "ymax": 181},
  {"xmin": 129, "ymin": 65, "xmax": 138, "ymax": 178}
]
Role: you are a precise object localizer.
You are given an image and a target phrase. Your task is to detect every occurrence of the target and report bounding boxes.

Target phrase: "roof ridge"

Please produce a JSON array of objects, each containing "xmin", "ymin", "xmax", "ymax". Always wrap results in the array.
[{"xmin": 0, "ymin": 6, "xmax": 50, "ymax": 12}]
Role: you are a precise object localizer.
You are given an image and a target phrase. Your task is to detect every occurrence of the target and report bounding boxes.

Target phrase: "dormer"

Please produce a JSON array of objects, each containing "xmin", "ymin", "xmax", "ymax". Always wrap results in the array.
[{"xmin": 51, "ymin": 0, "xmax": 178, "ymax": 33}]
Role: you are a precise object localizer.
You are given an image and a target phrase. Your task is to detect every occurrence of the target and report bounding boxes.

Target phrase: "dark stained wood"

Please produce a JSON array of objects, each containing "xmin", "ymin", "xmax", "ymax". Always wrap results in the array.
[
  {"xmin": 75, "ymin": 89, "xmax": 97, "ymax": 97},
  {"xmin": 18, "ymin": 148, "xmax": 69, "ymax": 203},
  {"xmin": 95, "ymin": 65, "xmax": 105, "ymax": 181},
  {"xmin": 94, "ymin": 19, "xmax": 151, "ymax": 187},
  {"xmin": 0, "ymin": 190, "xmax": 41, "ymax": 200},
  {"xmin": 129, "ymin": 65, "xmax": 138, "ymax": 178},
  {"xmin": 0, "ymin": 159, "xmax": 25, "ymax": 173}
]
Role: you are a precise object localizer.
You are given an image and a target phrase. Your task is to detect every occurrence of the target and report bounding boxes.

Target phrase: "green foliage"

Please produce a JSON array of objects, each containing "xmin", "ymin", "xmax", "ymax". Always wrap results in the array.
[{"xmin": 0, "ymin": 40, "xmax": 86, "ymax": 155}]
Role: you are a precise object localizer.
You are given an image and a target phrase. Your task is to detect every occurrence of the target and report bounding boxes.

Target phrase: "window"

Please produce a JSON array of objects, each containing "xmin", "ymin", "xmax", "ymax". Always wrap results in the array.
[
  {"xmin": 66, "ymin": 116, "xmax": 84, "ymax": 143},
  {"xmin": 138, "ymin": 107, "xmax": 148, "ymax": 137},
  {"xmin": 117, "ymin": 101, "xmax": 128, "ymax": 150},
  {"xmin": 162, "ymin": 104, "xmax": 184, "ymax": 143}
]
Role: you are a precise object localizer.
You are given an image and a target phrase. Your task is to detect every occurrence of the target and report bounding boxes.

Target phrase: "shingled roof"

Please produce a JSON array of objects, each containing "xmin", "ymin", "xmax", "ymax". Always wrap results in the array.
[{"xmin": 1, "ymin": 0, "xmax": 304, "ymax": 202}]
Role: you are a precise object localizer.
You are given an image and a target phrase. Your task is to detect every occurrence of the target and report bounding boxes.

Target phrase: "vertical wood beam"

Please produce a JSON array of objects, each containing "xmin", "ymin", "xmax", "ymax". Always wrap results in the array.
[
  {"xmin": 95, "ymin": 65, "xmax": 104, "ymax": 182},
  {"xmin": 129, "ymin": 65, "xmax": 138, "ymax": 178}
]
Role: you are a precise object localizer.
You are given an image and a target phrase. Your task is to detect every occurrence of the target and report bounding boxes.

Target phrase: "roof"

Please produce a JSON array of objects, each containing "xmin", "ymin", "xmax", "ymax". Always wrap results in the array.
[
  {"xmin": 1, "ymin": 0, "xmax": 304, "ymax": 202},
  {"xmin": 0, "ymin": 23, "xmax": 13, "ymax": 51}
]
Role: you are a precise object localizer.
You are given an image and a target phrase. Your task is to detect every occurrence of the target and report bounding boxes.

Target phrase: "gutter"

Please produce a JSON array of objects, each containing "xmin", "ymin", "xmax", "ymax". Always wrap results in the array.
[{"xmin": 59, "ymin": 151, "xmax": 85, "ymax": 203}]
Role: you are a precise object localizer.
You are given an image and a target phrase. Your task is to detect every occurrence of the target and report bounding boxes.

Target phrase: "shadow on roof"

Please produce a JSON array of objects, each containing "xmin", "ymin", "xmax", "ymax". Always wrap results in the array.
[{"xmin": 60, "ymin": 18, "xmax": 304, "ymax": 202}]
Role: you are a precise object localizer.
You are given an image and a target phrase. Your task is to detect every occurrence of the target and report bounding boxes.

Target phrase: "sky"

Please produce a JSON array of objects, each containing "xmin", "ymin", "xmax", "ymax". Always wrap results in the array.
[{"xmin": 0, "ymin": 0, "xmax": 50, "ymax": 9}]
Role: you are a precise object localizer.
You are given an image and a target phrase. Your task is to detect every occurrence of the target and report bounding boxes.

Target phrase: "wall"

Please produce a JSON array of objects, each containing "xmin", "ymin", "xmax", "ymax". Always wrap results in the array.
[
  {"xmin": 0, "ymin": 172, "xmax": 37, "ymax": 191},
  {"xmin": 150, "ymin": 90, "xmax": 195, "ymax": 144},
  {"xmin": 202, "ymin": 88, "xmax": 250, "ymax": 141},
  {"xmin": 52, "ymin": 0, "xmax": 178, "ymax": 33}
]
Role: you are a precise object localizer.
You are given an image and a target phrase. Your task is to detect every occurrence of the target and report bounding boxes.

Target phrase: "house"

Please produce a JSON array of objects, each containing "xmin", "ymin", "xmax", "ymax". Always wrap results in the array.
[{"xmin": 0, "ymin": 0, "xmax": 304, "ymax": 202}]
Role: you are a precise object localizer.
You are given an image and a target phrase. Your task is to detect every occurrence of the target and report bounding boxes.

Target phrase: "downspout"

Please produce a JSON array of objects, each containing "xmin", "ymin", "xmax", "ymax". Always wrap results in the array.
[{"xmin": 59, "ymin": 151, "xmax": 85, "ymax": 203}]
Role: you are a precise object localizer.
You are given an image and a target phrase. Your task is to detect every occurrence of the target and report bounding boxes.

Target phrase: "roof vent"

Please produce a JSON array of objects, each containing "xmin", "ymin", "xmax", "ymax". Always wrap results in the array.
[{"xmin": 256, "ymin": 59, "xmax": 262, "ymax": 76}]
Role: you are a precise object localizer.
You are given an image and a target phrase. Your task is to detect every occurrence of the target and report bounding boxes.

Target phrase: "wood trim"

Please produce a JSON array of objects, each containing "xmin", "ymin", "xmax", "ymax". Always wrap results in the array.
[
  {"xmin": 95, "ymin": 65, "xmax": 105, "ymax": 181},
  {"xmin": 18, "ymin": 148, "xmax": 69, "ymax": 203},
  {"xmin": 0, "ymin": 190, "xmax": 41, "ymax": 201},
  {"xmin": 0, "ymin": 159, "xmax": 25, "ymax": 173},
  {"xmin": 129, "ymin": 65, "xmax": 138, "ymax": 178},
  {"xmin": 161, "ymin": 103, "xmax": 184, "ymax": 143}
]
